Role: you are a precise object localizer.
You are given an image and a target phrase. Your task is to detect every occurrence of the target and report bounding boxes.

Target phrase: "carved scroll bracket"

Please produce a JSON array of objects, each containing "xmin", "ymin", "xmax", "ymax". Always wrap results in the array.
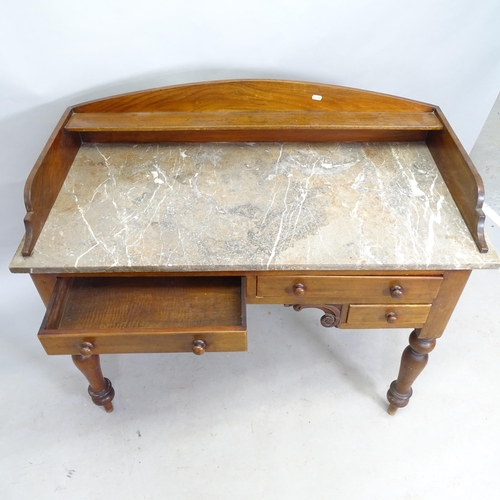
[{"xmin": 285, "ymin": 304, "xmax": 342, "ymax": 328}]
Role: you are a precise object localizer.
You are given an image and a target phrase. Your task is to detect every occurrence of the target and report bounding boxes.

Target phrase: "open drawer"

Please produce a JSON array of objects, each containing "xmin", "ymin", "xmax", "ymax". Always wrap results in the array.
[{"xmin": 38, "ymin": 276, "xmax": 247, "ymax": 355}]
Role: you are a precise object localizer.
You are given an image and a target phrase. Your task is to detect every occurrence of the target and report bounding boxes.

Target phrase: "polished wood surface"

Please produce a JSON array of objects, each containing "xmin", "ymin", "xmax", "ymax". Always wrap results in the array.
[
  {"xmin": 39, "ymin": 276, "xmax": 247, "ymax": 355},
  {"xmin": 66, "ymin": 110, "xmax": 441, "ymax": 143},
  {"xmin": 285, "ymin": 304, "xmax": 342, "ymax": 328},
  {"xmin": 22, "ymin": 109, "xmax": 80, "ymax": 256},
  {"xmin": 72, "ymin": 352, "xmax": 115, "ymax": 413},
  {"xmin": 256, "ymin": 275, "xmax": 443, "ymax": 303},
  {"xmin": 345, "ymin": 304, "xmax": 431, "ymax": 328},
  {"xmin": 42, "ymin": 329, "xmax": 248, "ymax": 355},
  {"xmin": 72, "ymin": 80, "xmax": 435, "ymax": 113},
  {"xmin": 418, "ymin": 270, "xmax": 471, "ymax": 339},
  {"xmin": 387, "ymin": 329, "xmax": 436, "ymax": 415},
  {"xmin": 31, "ymin": 274, "xmax": 58, "ymax": 307},
  {"xmin": 46, "ymin": 276, "xmax": 244, "ymax": 329},
  {"xmin": 67, "ymin": 110, "xmax": 443, "ymax": 132},
  {"xmin": 80, "ymin": 129, "xmax": 429, "ymax": 143},
  {"xmin": 427, "ymin": 108, "xmax": 487, "ymax": 252}
]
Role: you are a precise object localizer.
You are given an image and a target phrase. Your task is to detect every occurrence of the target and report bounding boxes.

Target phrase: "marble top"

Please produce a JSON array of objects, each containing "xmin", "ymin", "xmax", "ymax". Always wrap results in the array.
[{"xmin": 10, "ymin": 141, "xmax": 500, "ymax": 273}]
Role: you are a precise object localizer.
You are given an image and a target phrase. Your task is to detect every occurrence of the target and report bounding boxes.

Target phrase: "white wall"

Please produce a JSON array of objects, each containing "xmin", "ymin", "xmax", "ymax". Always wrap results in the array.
[{"xmin": 1, "ymin": 0, "xmax": 499, "ymax": 251}]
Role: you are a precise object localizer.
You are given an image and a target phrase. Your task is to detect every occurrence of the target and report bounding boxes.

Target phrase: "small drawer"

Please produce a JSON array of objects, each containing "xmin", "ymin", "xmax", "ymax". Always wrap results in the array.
[
  {"xmin": 38, "ymin": 276, "xmax": 247, "ymax": 355},
  {"xmin": 256, "ymin": 276, "xmax": 442, "ymax": 303},
  {"xmin": 345, "ymin": 304, "xmax": 431, "ymax": 328}
]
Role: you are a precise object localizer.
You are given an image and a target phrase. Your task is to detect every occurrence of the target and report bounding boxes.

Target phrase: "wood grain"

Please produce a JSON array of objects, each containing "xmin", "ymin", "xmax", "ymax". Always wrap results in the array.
[
  {"xmin": 344, "ymin": 304, "xmax": 431, "ymax": 328},
  {"xmin": 67, "ymin": 109, "xmax": 440, "ymax": 143},
  {"xmin": 72, "ymin": 80, "xmax": 435, "ymax": 114},
  {"xmin": 72, "ymin": 354, "xmax": 115, "ymax": 412},
  {"xmin": 38, "ymin": 276, "xmax": 247, "ymax": 355},
  {"xmin": 78, "ymin": 129, "xmax": 428, "ymax": 143},
  {"xmin": 387, "ymin": 329, "xmax": 436, "ymax": 414},
  {"xmin": 426, "ymin": 108, "xmax": 487, "ymax": 253},
  {"xmin": 256, "ymin": 275, "xmax": 443, "ymax": 304},
  {"xmin": 31, "ymin": 274, "xmax": 58, "ymax": 306},
  {"xmin": 67, "ymin": 110, "xmax": 442, "ymax": 132},
  {"xmin": 418, "ymin": 270, "xmax": 471, "ymax": 339},
  {"xmin": 42, "ymin": 329, "xmax": 247, "ymax": 355},
  {"xmin": 22, "ymin": 109, "xmax": 81, "ymax": 256},
  {"xmin": 44, "ymin": 276, "xmax": 245, "ymax": 329}
]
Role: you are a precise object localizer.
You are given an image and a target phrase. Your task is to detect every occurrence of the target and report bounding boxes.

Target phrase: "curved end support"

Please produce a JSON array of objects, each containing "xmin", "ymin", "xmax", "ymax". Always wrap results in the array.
[
  {"xmin": 427, "ymin": 108, "xmax": 489, "ymax": 254},
  {"xmin": 19, "ymin": 108, "xmax": 80, "ymax": 259},
  {"xmin": 475, "ymin": 208, "xmax": 488, "ymax": 253},
  {"xmin": 22, "ymin": 212, "xmax": 34, "ymax": 256}
]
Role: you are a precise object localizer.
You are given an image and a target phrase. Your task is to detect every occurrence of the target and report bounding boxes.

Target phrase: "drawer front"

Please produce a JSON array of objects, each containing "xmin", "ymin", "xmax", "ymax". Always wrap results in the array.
[
  {"xmin": 345, "ymin": 304, "xmax": 431, "ymax": 328},
  {"xmin": 38, "ymin": 276, "xmax": 247, "ymax": 355},
  {"xmin": 256, "ymin": 276, "xmax": 442, "ymax": 303},
  {"xmin": 39, "ymin": 329, "xmax": 247, "ymax": 355}
]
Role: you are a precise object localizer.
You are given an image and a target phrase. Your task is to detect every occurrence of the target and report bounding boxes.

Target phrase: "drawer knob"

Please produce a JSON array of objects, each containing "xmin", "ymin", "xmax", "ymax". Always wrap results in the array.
[
  {"xmin": 390, "ymin": 285, "xmax": 404, "ymax": 299},
  {"xmin": 386, "ymin": 312, "xmax": 398, "ymax": 324},
  {"xmin": 78, "ymin": 342, "xmax": 94, "ymax": 357},
  {"xmin": 293, "ymin": 283, "xmax": 306, "ymax": 295},
  {"xmin": 192, "ymin": 339, "xmax": 207, "ymax": 355}
]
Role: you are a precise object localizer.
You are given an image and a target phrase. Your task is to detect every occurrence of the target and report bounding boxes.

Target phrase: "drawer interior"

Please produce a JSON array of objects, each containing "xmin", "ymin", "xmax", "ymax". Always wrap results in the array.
[{"xmin": 39, "ymin": 276, "xmax": 247, "ymax": 355}]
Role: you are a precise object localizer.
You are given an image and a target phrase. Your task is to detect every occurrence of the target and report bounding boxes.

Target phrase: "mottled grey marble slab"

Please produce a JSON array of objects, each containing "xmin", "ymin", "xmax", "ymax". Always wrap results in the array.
[{"xmin": 10, "ymin": 142, "xmax": 500, "ymax": 272}]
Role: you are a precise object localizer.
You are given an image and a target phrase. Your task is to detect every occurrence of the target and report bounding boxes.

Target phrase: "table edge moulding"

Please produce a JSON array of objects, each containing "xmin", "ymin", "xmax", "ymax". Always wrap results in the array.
[{"xmin": 10, "ymin": 79, "xmax": 500, "ymax": 416}]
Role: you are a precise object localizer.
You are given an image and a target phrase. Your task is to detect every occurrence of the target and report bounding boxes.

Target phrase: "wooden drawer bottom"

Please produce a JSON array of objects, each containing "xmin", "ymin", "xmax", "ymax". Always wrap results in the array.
[{"xmin": 38, "ymin": 276, "xmax": 247, "ymax": 355}]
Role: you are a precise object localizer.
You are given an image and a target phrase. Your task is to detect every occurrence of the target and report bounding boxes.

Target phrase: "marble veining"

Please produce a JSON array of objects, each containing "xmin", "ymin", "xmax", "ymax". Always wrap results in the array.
[{"xmin": 10, "ymin": 142, "xmax": 500, "ymax": 272}]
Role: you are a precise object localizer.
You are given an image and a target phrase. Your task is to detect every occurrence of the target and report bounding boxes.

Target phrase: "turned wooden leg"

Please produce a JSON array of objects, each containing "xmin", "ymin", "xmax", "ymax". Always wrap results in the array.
[
  {"xmin": 72, "ymin": 350, "xmax": 115, "ymax": 413},
  {"xmin": 387, "ymin": 329, "xmax": 436, "ymax": 415}
]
